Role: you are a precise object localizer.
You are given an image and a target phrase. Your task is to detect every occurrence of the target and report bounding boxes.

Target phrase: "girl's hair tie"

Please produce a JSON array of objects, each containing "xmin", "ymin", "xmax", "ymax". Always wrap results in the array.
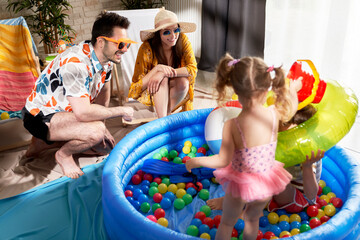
[
  {"xmin": 228, "ymin": 59, "xmax": 241, "ymax": 67},
  {"xmin": 267, "ymin": 65, "xmax": 276, "ymax": 80}
]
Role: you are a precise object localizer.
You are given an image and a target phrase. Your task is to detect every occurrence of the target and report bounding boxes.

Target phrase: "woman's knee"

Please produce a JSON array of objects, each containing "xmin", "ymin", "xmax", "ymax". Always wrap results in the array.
[{"xmin": 175, "ymin": 77, "xmax": 189, "ymax": 93}]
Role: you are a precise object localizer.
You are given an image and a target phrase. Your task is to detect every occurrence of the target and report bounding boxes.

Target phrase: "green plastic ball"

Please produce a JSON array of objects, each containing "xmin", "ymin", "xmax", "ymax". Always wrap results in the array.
[
  {"xmin": 322, "ymin": 186, "xmax": 332, "ymax": 195},
  {"xmin": 150, "ymin": 182, "xmax": 158, "ymax": 188},
  {"xmin": 159, "ymin": 148, "xmax": 168, "ymax": 157},
  {"xmin": 149, "ymin": 186, "xmax": 159, "ymax": 197},
  {"xmin": 199, "ymin": 189, "xmax": 210, "ymax": 200},
  {"xmin": 186, "ymin": 225, "xmax": 199, "ymax": 236},
  {"xmin": 182, "ymin": 193, "xmax": 193, "ymax": 205},
  {"xmin": 174, "ymin": 198, "xmax": 186, "ymax": 210},
  {"xmin": 200, "ymin": 205, "xmax": 212, "ymax": 217},
  {"xmin": 152, "ymin": 203, "xmax": 161, "ymax": 213},
  {"xmin": 187, "ymin": 152, "xmax": 196, "ymax": 158},
  {"xmin": 300, "ymin": 223, "xmax": 311, "ymax": 233},
  {"xmin": 190, "ymin": 146, "xmax": 197, "ymax": 154},
  {"xmin": 173, "ymin": 157, "xmax": 183, "ymax": 164},
  {"xmin": 169, "ymin": 150, "xmax": 178, "ymax": 159},
  {"xmin": 153, "ymin": 153, "xmax": 162, "ymax": 160},
  {"xmin": 140, "ymin": 202, "xmax": 150, "ymax": 213},
  {"xmin": 162, "ymin": 177, "xmax": 171, "ymax": 186}
]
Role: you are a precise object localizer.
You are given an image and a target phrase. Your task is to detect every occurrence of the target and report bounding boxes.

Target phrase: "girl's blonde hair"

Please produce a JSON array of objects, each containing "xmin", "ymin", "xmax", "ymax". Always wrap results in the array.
[{"xmin": 215, "ymin": 53, "xmax": 293, "ymax": 121}]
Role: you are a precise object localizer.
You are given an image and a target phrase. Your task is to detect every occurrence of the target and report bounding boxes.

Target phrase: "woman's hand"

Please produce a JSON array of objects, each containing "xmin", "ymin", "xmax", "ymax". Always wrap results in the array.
[
  {"xmin": 185, "ymin": 157, "xmax": 200, "ymax": 173},
  {"xmin": 156, "ymin": 64, "xmax": 177, "ymax": 78},
  {"xmin": 147, "ymin": 72, "xmax": 165, "ymax": 95},
  {"xmin": 302, "ymin": 149, "xmax": 325, "ymax": 168}
]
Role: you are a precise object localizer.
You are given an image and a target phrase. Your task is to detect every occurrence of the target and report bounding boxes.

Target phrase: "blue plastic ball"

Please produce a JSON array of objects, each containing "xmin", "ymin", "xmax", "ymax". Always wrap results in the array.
[
  {"xmin": 140, "ymin": 185, "xmax": 149, "ymax": 195},
  {"xmin": 160, "ymin": 197, "xmax": 172, "ymax": 209},
  {"xmin": 270, "ymin": 225, "xmax": 281, "ymax": 237},
  {"xmin": 190, "ymin": 218, "xmax": 202, "ymax": 227},
  {"xmin": 259, "ymin": 216, "xmax": 269, "ymax": 228},
  {"xmin": 209, "ymin": 228, "xmax": 217, "ymax": 239},
  {"xmin": 133, "ymin": 189, "xmax": 143, "ymax": 200},
  {"xmin": 234, "ymin": 218, "xmax": 245, "ymax": 231},
  {"xmin": 138, "ymin": 194, "xmax": 149, "ymax": 204},
  {"xmin": 278, "ymin": 221, "xmax": 290, "ymax": 231},
  {"xmin": 290, "ymin": 221, "xmax": 301, "ymax": 230},
  {"xmin": 164, "ymin": 192, "xmax": 176, "ymax": 202},
  {"xmin": 132, "ymin": 200, "xmax": 141, "ymax": 210},
  {"xmin": 276, "ymin": 209, "xmax": 287, "ymax": 216},
  {"xmin": 262, "ymin": 210, "xmax": 269, "ymax": 217},
  {"xmin": 179, "ymin": 152, "xmax": 186, "ymax": 159},
  {"xmin": 299, "ymin": 211, "xmax": 309, "ymax": 221},
  {"xmin": 196, "ymin": 152, "xmax": 205, "ymax": 157},
  {"xmin": 175, "ymin": 143, "xmax": 184, "ymax": 152},
  {"xmin": 301, "ymin": 220, "xmax": 310, "ymax": 225},
  {"xmin": 125, "ymin": 185, "xmax": 135, "ymax": 191},
  {"xmin": 126, "ymin": 196, "xmax": 134, "ymax": 203},
  {"xmin": 187, "ymin": 187, "xmax": 197, "ymax": 196},
  {"xmin": 141, "ymin": 180, "xmax": 151, "ymax": 186},
  {"xmin": 199, "ymin": 224, "xmax": 210, "ymax": 234},
  {"xmin": 200, "ymin": 179, "xmax": 211, "ymax": 189}
]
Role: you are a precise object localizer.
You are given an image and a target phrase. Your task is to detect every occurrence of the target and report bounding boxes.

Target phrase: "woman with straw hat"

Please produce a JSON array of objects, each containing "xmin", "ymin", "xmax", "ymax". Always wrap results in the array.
[{"xmin": 128, "ymin": 8, "xmax": 197, "ymax": 118}]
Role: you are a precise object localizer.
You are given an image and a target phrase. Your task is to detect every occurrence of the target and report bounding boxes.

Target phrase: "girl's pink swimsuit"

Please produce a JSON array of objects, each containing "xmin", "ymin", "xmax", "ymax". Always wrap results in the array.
[{"xmin": 213, "ymin": 106, "xmax": 292, "ymax": 202}]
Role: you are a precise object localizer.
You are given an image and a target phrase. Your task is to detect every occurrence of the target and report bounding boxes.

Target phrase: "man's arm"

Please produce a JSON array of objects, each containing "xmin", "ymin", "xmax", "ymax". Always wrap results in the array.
[{"xmin": 94, "ymin": 81, "xmax": 111, "ymax": 107}]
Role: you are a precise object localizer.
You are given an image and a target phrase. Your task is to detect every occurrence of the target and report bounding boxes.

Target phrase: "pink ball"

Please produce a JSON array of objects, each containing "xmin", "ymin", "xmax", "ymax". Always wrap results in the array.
[{"xmin": 146, "ymin": 215, "xmax": 157, "ymax": 223}]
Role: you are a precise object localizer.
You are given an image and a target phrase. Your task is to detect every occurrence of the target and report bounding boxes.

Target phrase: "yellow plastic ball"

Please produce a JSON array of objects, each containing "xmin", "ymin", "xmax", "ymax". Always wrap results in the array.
[
  {"xmin": 279, "ymin": 214, "xmax": 290, "ymax": 223},
  {"xmin": 324, "ymin": 204, "xmax": 336, "ymax": 217},
  {"xmin": 320, "ymin": 195, "xmax": 330, "ymax": 203},
  {"xmin": 289, "ymin": 214, "xmax": 301, "ymax": 223},
  {"xmin": 158, "ymin": 183, "xmax": 168, "ymax": 194},
  {"xmin": 200, "ymin": 233, "xmax": 211, "ymax": 239},
  {"xmin": 211, "ymin": 177, "xmax": 218, "ymax": 184},
  {"xmin": 316, "ymin": 209, "xmax": 325, "ymax": 219},
  {"xmin": 231, "ymin": 94, "xmax": 238, "ymax": 100},
  {"xmin": 177, "ymin": 182, "xmax": 186, "ymax": 189},
  {"xmin": 279, "ymin": 231, "xmax": 291, "ymax": 237},
  {"xmin": 0, "ymin": 112, "xmax": 10, "ymax": 120},
  {"xmin": 167, "ymin": 184, "xmax": 178, "ymax": 194},
  {"xmin": 290, "ymin": 228, "xmax": 300, "ymax": 235},
  {"xmin": 182, "ymin": 146, "xmax": 191, "ymax": 154},
  {"xmin": 327, "ymin": 192, "xmax": 336, "ymax": 199},
  {"xmin": 319, "ymin": 180, "xmax": 326, "ymax": 188},
  {"xmin": 176, "ymin": 189, "xmax": 187, "ymax": 199},
  {"xmin": 270, "ymin": 237, "xmax": 279, "ymax": 239},
  {"xmin": 267, "ymin": 212, "xmax": 279, "ymax": 224},
  {"xmin": 184, "ymin": 141, "xmax": 192, "ymax": 147},
  {"xmin": 157, "ymin": 217, "xmax": 168, "ymax": 227}
]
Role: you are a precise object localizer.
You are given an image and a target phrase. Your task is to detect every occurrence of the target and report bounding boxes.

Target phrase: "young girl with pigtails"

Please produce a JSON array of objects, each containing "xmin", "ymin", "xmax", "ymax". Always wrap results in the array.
[{"xmin": 185, "ymin": 53, "xmax": 302, "ymax": 240}]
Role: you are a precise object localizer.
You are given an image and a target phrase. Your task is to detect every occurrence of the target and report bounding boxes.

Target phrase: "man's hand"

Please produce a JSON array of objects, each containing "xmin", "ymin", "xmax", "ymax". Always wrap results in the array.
[{"xmin": 121, "ymin": 106, "xmax": 134, "ymax": 122}]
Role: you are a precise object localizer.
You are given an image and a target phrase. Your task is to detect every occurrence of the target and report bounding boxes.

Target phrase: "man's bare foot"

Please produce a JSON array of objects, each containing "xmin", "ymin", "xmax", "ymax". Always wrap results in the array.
[
  {"xmin": 25, "ymin": 137, "xmax": 61, "ymax": 158},
  {"xmin": 55, "ymin": 150, "xmax": 84, "ymax": 179},
  {"xmin": 207, "ymin": 197, "xmax": 224, "ymax": 210}
]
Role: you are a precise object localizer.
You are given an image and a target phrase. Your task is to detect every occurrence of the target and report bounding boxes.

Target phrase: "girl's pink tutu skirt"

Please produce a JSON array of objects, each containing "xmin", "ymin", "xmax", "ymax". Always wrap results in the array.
[{"xmin": 213, "ymin": 161, "xmax": 292, "ymax": 202}]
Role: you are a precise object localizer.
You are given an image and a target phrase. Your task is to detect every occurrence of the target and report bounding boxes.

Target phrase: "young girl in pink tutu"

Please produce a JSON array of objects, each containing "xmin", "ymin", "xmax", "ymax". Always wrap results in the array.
[{"xmin": 185, "ymin": 54, "xmax": 302, "ymax": 240}]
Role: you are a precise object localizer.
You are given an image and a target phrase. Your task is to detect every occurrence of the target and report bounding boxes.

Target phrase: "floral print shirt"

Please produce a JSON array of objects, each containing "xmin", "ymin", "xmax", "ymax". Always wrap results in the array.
[{"xmin": 25, "ymin": 41, "xmax": 112, "ymax": 116}]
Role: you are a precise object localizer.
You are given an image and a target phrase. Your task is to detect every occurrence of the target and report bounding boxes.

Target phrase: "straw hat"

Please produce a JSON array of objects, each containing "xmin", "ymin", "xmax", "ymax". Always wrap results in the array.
[{"xmin": 140, "ymin": 8, "xmax": 196, "ymax": 42}]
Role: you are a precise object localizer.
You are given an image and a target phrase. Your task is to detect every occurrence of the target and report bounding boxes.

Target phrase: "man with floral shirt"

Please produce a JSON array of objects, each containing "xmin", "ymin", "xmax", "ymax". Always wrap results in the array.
[{"xmin": 22, "ymin": 12, "xmax": 135, "ymax": 179}]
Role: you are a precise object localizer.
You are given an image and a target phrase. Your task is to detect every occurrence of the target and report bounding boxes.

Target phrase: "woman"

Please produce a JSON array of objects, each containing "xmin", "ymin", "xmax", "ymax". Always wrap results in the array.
[{"xmin": 128, "ymin": 8, "xmax": 197, "ymax": 118}]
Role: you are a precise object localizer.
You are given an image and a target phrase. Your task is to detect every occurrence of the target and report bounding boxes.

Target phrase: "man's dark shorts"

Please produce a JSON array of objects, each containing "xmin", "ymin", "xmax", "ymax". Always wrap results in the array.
[{"xmin": 21, "ymin": 107, "xmax": 55, "ymax": 145}]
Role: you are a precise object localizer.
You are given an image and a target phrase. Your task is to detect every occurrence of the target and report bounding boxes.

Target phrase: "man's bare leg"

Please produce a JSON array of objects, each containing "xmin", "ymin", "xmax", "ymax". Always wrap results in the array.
[{"xmin": 207, "ymin": 197, "xmax": 224, "ymax": 210}]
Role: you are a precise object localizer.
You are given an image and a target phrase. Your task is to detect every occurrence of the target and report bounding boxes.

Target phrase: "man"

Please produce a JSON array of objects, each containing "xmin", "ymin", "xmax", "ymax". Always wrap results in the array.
[{"xmin": 22, "ymin": 12, "xmax": 135, "ymax": 179}]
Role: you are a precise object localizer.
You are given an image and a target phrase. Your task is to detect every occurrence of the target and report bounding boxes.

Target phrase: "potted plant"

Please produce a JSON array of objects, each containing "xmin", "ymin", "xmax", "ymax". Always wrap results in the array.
[
  {"xmin": 120, "ymin": 0, "xmax": 167, "ymax": 9},
  {"xmin": 6, "ymin": 0, "xmax": 76, "ymax": 54}
]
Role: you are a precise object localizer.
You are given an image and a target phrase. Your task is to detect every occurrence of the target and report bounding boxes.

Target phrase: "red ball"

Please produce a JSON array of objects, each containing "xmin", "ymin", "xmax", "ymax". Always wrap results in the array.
[
  {"xmin": 124, "ymin": 190, "xmax": 133, "ymax": 197},
  {"xmin": 231, "ymin": 228, "xmax": 238, "ymax": 238},
  {"xmin": 256, "ymin": 230, "xmax": 263, "ymax": 240},
  {"xmin": 137, "ymin": 170, "xmax": 145, "ymax": 178},
  {"xmin": 185, "ymin": 182, "xmax": 196, "ymax": 190},
  {"xmin": 317, "ymin": 186, "xmax": 323, "ymax": 196},
  {"xmin": 281, "ymin": 235, "xmax": 291, "ymax": 238},
  {"xmin": 317, "ymin": 198, "xmax": 328, "ymax": 208},
  {"xmin": 203, "ymin": 217, "xmax": 214, "ymax": 229},
  {"xmin": 331, "ymin": 197, "xmax": 343, "ymax": 208},
  {"xmin": 182, "ymin": 156, "xmax": 191, "ymax": 163},
  {"xmin": 197, "ymin": 147, "xmax": 207, "ymax": 155},
  {"xmin": 309, "ymin": 218, "xmax": 322, "ymax": 229},
  {"xmin": 161, "ymin": 157, "xmax": 169, "ymax": 162},
  {"xmin": 213, "ymin": 215, "xmax": 221, "ymax": 228},
  {"xmin": 306, "ymin": 205, "xmax": 319, "ymax": 217},
  {"xmin": 153, "ymin": 177, "xmax": 162, "ymax": 185},
  {"xmin": 154, "ymin": 208, "xmax": 166, "ymax": 219},
  {"xmin": 146, "ymin": 215, "xmax": 157, "ymax": 222},
  {"xmin": 153, "ymin": 193, "xmax": 163, "ymax": 203},
  {"xmin": 263, "ymin": 231, "xmax": 275, "ymax": 239},
  {"xmin": 195, "ymin": 182, "xmax": 203, "ymax": 191},
  {"xmin": 194, "ymin": 211, "xmax": 206, "ymax": 222},
  {"xmin": 131, "ymin": 174, "xmax": 142, "ymax": 185},
  {"xmin": 320, "ymin": 215, "xmax": 331, "ymax": 223},
  {"xmin": 143, "ymin": 173, "xmax": 153, "ymax": 182}
]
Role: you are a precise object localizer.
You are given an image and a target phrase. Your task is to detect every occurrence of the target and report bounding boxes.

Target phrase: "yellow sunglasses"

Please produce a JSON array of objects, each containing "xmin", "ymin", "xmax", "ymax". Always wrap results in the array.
[{"xmin": 97, "ymin": 36, "xmax": 137, "ymax": 50}]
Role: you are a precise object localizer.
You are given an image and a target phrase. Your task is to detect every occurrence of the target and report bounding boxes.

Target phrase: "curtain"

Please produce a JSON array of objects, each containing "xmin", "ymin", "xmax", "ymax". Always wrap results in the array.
[{"xmin": 198, "ymin": 0, "xmax": 266, "ymax": 71}]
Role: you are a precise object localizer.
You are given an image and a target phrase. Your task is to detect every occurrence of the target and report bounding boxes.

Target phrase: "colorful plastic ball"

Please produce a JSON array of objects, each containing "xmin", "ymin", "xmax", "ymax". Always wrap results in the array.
[
  {"xmin": 231, "ymin": 228, "xmax": 238, "ymax": 238},
  {"xmin": 182, "ymin": 194, "xmax": 193, "ymax": 205},
  {"xmin": 132, "ymin": 200, "xmax": 141, "ymax": 210},
  {"xmin": 191, "ymin": 218, "xmax": 203, "ymax": 227},
  {"xmin": 196, "ymin": 152, "xmax": 205, "ymax": 157},
  {"xmin": 290, "ymin": 228, "xmax": 300, "ymax": 235},
  {"xmin": 141, "ymin": 179, "xmax": 151, "ymax": 186},
  {"xmin": 200, "ymin": 205, "xmax": 212, "ymax": 217},
  {"xmin": 0, "ymin": 112, "xmax": 10, "ymax": 120},
  {"xmin": 195, "ymin": 182, "xmax": 204, "ymax": 191},
  {"xmin": 299, "ymin": 223, "xmax": 311, "ymax": 233},
  {"xmin": 213, "ymin": 215, "xmax": 221, "ymax": 228},
  {"xmin": 298, "ymin": 211, "xmax": 309, "ymax": 222},
  {"xmin": 186, "ymin": 225, "xmax": 199, "ymax": 237},
  {"xmin": 152, "ymin": 203, "xmax": 161, "ymax": 213},
  {"xmin": 309, "ymin": 217, "xmax": 322, "ymax": 229},
  {"xmin": 153, "ymin": 177, "xmax": 162, "ymax": 185},
  {"xmin": 257, "ymin": 230, "xmax": 264, "ymax": 240},
  {"xmin": 149, "ymin": 182, "xmax": 158, "ymax": 188},
  {"xmin": 320, "ymin": 194, "xmax": 330, "ymax": 203},
  {"xmin": 322, "ymin": 186, "xmax": 332, "ymax": 195},
  {"xmin": 186, "ymin": 182, "xmax": 196, "ymax": 190},
  {"xmin": 153, "ymin": 153, "xmax": 162, "ymax": 160},
  {"xmin": 131, "ymin": 174, "xmax": 142, "ymax": 185},
  {"xmin": 270, "ymin": 237, "xmax": 279, "ymax": 239},
  {"xmin": 158, "ymin": 183, "xmax": 168, "ymax": 194},
  {"xmin": 263, "ymin": 231, "xmax": 276, "ymax": 239},
  {"xmin": 317, "ymin": 198, "xmax": 328, "ymax": 208},
  {"xmin": 289, "ymin": 214, "xmax": 301, "ymax": 223},
  {"xmin": 199, "ymin": 189, "xmax": 210, "ymax": 200},
  {"xmin": 320, "ymin": 215, "xmax": 330, "ymax": 223},
  {"xmin": 164, "ymin": 191, "xmax": 175, "ymax": 202},
  {"xmin": 276, "ymin": 209, "xmax": 287, "ymax": 216},
  {"xmin": 140, "ymin": 185, "xmax": 149, "ymax": 195},
  {"xmin": 124, "ymin": 190, "xmax": 133, "ymax": 198},
  {"xmin": 148, "ymin": 186, "xmax": 159, "ymax": 197},
  {"xmin": 187, "ymin": 187, "xmax": 197, "ymax": 196},
  {"xmin": 301, "ymin": 220, "xmax": 309, "ymax": 225},
  {"xmin": 176, "ymin": 188, "xmax": 187, "ymax": 199},
  {"xmin": 153, "ymin": 193, "xmax": 163, "ymax": 203},
  {"xmin": 173, "ymin": 157, "xmax": 183, "ymax": 164},
  {"xmin": 197, "ymin": 147, "xmax": 207, "ymax": 154},
  {"xmin": 199, "ymin": 224, "xmax": 210, "ymax": 234},
  {"xmin": 179, "ymin": 152, "xmax": 186, "ymax": 159},
  {"xmin": 234, "ymin": 218, "xmax": 245, "ymax": 232},
  {"xmin": 278, "ymin": 221, "xmax": 290, "ymax": 231},
  {"xmin": 200, "ymin": 232, "xmax": 211, "ymax": 239},
  {"xmin": 146, "ymin": 215, "xmax": 157, "ymax": 223},
  {"xmin": 279, "ymin": 230, "xmax": 291, "ymax": 237},
  {"xmin": 324, "ymin": 204, "xmax": 336, "ymax": 216},
  {"xmin": 188, "ymin": 152, "xmax": 196, "ymax": 159},
  {"xmin": 159, "ymin": 147, "xmax": 168, "ymax": 157},
  {"xmin": 167, "ymin": 184, "xmax": 178, "ymax": 194},
  {"xmin": 169, "ymin": 149, "xmax": 178, "ymax": 159},
  {"xmin": 318, "ymin": 180, "xmax": 326, "ymax": 188},
  {"xmin": 259, "ymin": 216, "xmax": 269, "ymax": 228},
  {"xmin": 140, "ymin": 202, "xmax": 151, "ymax": 213},
  {"xmin": 182, "ymin": 156, "xmax": 191, "ymax": 163},
  {"xmin": 267, "ymin": 212, "xmax": 279, "ymax": 224},
  {"xmin": 177, "ymin": 182, "xmax": 186, "ymax": 189},
  {"xmin": 270, "ymin": 225, "xmax": 282, "ymax": 236},
  {"xmin": 125, "ymin": 185, "xmax": 135, "ymax": 191},
  {"xmin": 203, "ymin": 217, "xmax": 214, "ymax": 229},
  {"xmin": 290, "ymin": 221, "xmax": 301, "ymax": 230},
  {"xmin": 161, "ymin": 177, "xmax": 171, "ymax": 186},
  {"xmin": 317, "ymin": 185, "xmax": 323, "ymax": 195},
  {"xmin": 160, "ymin": 197, "xmax": 172, "ymax": 209},
  {"xmin": 331, "ymin": 197, "xmax": 343, "ymax": 208},
  {"xmin": 175, "ymin": 143, "xmax": 184, "ymax": 152},
  {"xmin": 307, "ymin": 205, "xmax": 319, "ymax": 217},
  {"xmin": 133, "ymin": 189, "xmax": 143, "ymax": 199},
  {"xmin": 327, "ymin": 192, "xmax": 336, "ymax": 199},
  {"xmin": 154, "ymin": 208, "xmax": 166, "ymax": 219},
  {"xmin": 201, "ymin": 143, "xmax": 209, "ymax": 150},
  {"xmin": 279, "ymin": 215, "xmax": 290, "ymax": 223},
  {"xmin": 211, "ymin": 177, "xmax": 218, "ymax": 184},
  {"xmin": 143, "ymin": 173, "xmax": 153, "ymax": 182},
  {"xmin": 195, "ymin": 211, "xmax": 207, "ymax": 222},
  {"xmin": 200, "ymin": 179, "xmax": 211, "ymax": 189},
  {"xmin": 126, "ymin": 196, "xmax": 134, "ymax": 204},
  {"xmin": 316, "ymin": 209, "xmax": 325, "ymax": 219},
  {"xmin": 161, "ymin": 157, "xmax": 169, "ymax": 162},
  {"xmin": 138, "ymin": 194, "xmax": 149, "ymax": 204},
  {"xmin": 174, "ymin": 198, "xmax": 185, "ymax": 210},
  {"xmin": 209, "ymin": 228, "xmax": 217, "ymax": 239},
  {"xmin": 157, "ymin": 217, "xmax": 168, "ymax": 227},
  {"xmin": 184, "ymin": 141, "xmax": 193, "ymax": 147},
  {"xmin": 182, "ymin": 146, "xmax": 191, "ymax": 154}
]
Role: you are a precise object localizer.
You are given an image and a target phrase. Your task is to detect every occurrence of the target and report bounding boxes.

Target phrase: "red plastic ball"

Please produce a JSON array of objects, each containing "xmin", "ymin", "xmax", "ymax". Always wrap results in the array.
[
  {"xmin": 137, "ymin": 170, "xmax": 145, "ymax": 178},
  {"xmin": 153, "ymin": 177, "xmax": 162, "ymax": 185},
  {"xmin": 195, "ymin": 182, "xmax": 203, "ymax": 191},
  {"xmin": 306, "ymin": 205, "xmax": 319, "ymax": 217},
  {"xmin": 281, "ymin": 235, "xmax": 291, "ymax": 238},
  {"xmin": 213, "ymin": 215, "xmax": 221, "ymax": 228},
  {"xmin": 320, "ymin": 215, "xmax": 331, "ymax": 223},
  {"xmin": 143, "ymin": 173, "xmax": 153, "ymax": 182},
  {"xmin": 309, "ymin": 218, "xmax": 322, "ymax": 229},
  {"xmin": 317, "ymin": 198, "xmax": 328, "ymax": 208},
  {"xmin": 331, "ymin": 197, "xmax": 343, "ymax": 208},
  {"xmin": 256, "ymin": 230, "xmax": 263, "ymax": 240},
  {"xmin": 186, "ymin": 182, "xmax": 196, "ymax": 190},
  {"xmin": 146, "ymin": 215, "xmax": 157, "ymax": 223},
  {"xmin": 203, "ymin": 217, "xmax": 214, "ymax": 229},
  {"xmin": 263, "ymin": 231, "xmax": 275, "ymax": 239},
  {"xmin": 124, "ymin": 190, "xmax": 133, "ymax": 197},
  {"xmin": 154, "ymin": 208, "xmax": 166, "ymax": 219},
  {"xmin": 131, "ymin": 174, "xmax": 142, "ymax": 185},
  {"xmin": 153, "ymin": 193, "xmax": 163, "ymax": 203},
  {"xmin": 197, "ymin": 147, "xmax": 207, "ymax": 155},
  {"xmin": 317, "ymin": 186, "xmax": 323, "ymax": 195},
  {"xmin": 182, "ymin": 156, "xmax": 191, "ymax": 163},
  {"xmin": 231, "ymin": 228, "xmax": 238, "ymax": 238},
  {"xmin": 161, "ymin": 157, "xmax": 169, "ymax": 162},
  {"xmin": 194, "ymin": 211, "xmax": 207, "ymax": 222}
]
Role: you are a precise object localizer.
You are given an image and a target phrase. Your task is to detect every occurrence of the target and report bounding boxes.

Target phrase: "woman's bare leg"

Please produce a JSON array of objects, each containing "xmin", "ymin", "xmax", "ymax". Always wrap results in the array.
[
  {"xmin": 153, "ymin": 77, "xmax": 170, "ymax": 118},
  {"xmin": 169, "ymin": 77, "xmax": 189, "ymax": 111}
]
